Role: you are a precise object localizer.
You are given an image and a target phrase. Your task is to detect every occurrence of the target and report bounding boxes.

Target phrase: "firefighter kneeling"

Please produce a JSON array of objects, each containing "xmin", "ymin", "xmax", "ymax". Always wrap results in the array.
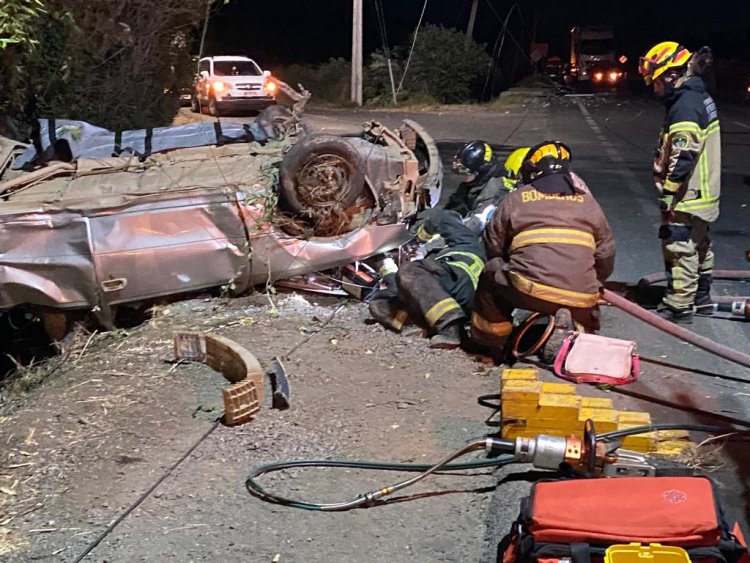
[
  {"xmin": 369, "ymin": 208, "xmax": 486, "ymax": 350},
  {"xmin": 471, "ymin": 141, "xmax": 616, "ymax": 359}
]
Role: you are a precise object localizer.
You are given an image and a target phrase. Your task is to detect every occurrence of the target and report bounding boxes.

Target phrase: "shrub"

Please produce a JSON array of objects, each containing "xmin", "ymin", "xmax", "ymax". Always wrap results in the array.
[
  {"xmin": 397, "ymin": 25, "xmax": 491, "ymax": 104},
  {"xmin": 275, "ymin": 58, "xmax": 350, "ymax": 104},
  {"xmin": 1, "ymin": 0, "xmax": 206, "ymax": 138}
]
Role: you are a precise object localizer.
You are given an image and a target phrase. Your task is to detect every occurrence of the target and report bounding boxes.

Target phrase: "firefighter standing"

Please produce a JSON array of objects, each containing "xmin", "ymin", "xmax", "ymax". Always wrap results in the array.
[
  {"xmin": 471, "ymin": 141, "xmax": 615, "ymax": 353},
  {"xmin": 639, "ymin": 42, "xmax": 721, "ymax": 323},
  {"xmin": 368, "ymin": 208, "xmax": 486, "ymax": 349},
  {"xmin": 445, "ymin": 141, "xmax": 529, "ymax": 216}
]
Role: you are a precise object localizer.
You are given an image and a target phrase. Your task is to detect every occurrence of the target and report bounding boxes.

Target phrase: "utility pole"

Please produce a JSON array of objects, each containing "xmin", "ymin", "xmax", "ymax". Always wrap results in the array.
[
  {"xmin": 465, "ymin": 0, "xmax": 479, "ymax": 47},
  {"xmin": 351, "ymin": 0, "xmax": 363, "ymax": 106}
]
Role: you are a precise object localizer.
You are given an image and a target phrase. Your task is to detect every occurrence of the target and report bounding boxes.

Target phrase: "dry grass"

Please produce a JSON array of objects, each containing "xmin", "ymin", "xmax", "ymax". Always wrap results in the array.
[
  {"xmin": 673, "ymin": 433, "xmax": 734, "ymax": 472},
  {"xmin": 1, "ymin": 325, "xmax": 97, "ymax": 397}
]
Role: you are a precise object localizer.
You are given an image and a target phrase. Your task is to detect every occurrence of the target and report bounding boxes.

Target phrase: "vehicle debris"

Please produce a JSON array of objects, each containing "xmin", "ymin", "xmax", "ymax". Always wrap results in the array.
[{"xmin": 0, "ymin": 91, "xmax": 441, "ymax": 359}]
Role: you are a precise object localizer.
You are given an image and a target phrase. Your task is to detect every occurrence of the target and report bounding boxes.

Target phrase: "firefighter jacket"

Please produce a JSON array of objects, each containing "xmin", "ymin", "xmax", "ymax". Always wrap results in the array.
[
  {"xmin": 445, "ymin": 161, "xmax": 508, "ymax": 217},
  {"xmin": 420, "ymin": 208, "xmax": 487, "ymax": 291},
  {"xmin": 482, "ymin": 173, "xmax": 615, "ymax": 309},
  {"xmin": 654, "ymin": 75, "xmax": 721, "ymax": 222}
]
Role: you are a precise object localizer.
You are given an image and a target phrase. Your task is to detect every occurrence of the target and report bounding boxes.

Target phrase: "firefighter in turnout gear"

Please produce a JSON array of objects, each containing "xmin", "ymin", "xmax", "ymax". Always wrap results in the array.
[
  {"xmin": 445, "ymin": 141, "xmax": 529, "ymax": 216},
  {"xmin": 368, "ymin": 208, "xmax": 486, "ymax": 349},
  {"xmin": 639, "ymin": 42, "xmax": 721, "ymax": 323},
  {"xmin": 471, "ymin": 141, "xmax": 616, "ymax": 353}
]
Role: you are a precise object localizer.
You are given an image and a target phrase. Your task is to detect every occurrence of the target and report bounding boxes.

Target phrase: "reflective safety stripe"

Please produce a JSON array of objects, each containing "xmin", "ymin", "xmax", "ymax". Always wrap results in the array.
[
  {"xmin": 510, "ymin": 228, "xmax": 595, "ymax": 252},
  {"xmin": 440, "ymin": 251, "xmax": 484, "ymax": 289},
  {"xmin": 471, "ymin": 312, "xmax": 513, "ymax": 337},
  {"xmin": 425, "ymin": 297, "xmax": 462, "ymax": 327},
  {"xmin": 668, "ymin": 120, "xmax": 720, "ymax": 140},
  {"xmin": 668, "ymin": 121, "xmax": 702, "ymax": 135},
  {"xmin": 509, "ymin": 271, "xmax": 599, "ymax": 309},
  {"xmin": 671, "ymin": 266, "xmax": 685, "ymax": 290}
]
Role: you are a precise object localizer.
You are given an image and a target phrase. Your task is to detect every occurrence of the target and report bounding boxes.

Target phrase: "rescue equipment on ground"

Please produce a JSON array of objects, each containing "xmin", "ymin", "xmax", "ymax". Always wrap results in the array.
[
  {"xmin": 553, "ymin": 332, "xmax": 639, "ymax": 386},
  {"xmin": 603, "ymin": 289, "xmax": 750, "ymax": 369},
  {"xmin": 499, "ymin": 476, "xmax": 749, "ymax": 563},
  {"xmin": 341, "ymin": 262, "xmax": 380, "ymax": 301},
  {"xmin": 245, "ymin": 419, "xmax": 750, "ymax": 511},
  {"xmin": 510, "ymin": 313, "xmax": 638, "ymax": 385},
  {"xmin": 605, "ymin": 543, "xmax": 690, "ymax": 563},
  {"xmin": 637, "ymin": 271, "xmax": 750, "ymax": 321}
]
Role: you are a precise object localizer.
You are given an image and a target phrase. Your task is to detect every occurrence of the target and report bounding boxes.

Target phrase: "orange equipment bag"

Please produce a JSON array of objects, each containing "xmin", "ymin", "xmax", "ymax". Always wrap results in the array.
[{"xmin": 500, "ymin": 477, "xmax": 750, "ymax": 563}]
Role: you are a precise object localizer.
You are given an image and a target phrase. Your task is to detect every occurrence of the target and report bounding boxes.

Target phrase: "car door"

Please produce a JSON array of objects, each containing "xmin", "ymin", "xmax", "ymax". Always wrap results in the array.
[{"xmin": 89, "ymin": 190, "xmax": 251, "ymax": 311}]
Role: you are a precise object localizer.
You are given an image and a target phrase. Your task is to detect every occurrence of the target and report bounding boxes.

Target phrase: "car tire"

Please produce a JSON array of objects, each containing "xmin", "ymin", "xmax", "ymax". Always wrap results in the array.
[
  {"xmin": 208, "ymin": 96, "xmax": 221, "ymax": 117},
  {"xmin": 279, "ymin": 135, "xmax": 366, "ymax": 219}
]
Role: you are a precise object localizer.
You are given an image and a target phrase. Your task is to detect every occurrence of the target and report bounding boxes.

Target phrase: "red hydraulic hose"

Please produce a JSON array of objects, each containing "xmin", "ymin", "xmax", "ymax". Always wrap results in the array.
[
  {"xmin": 602, "ymin": 289, "xmax": 750, "ymax": 370},
  {"xmin": 638, "ymin": 270, "xmax": 750, "ymax": 304}
]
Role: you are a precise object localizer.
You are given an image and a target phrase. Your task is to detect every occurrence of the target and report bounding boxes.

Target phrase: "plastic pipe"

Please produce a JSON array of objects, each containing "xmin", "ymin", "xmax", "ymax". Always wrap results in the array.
[{"xmin": 602, "ymin": 289, "xmax": 750, "ymax": 369}]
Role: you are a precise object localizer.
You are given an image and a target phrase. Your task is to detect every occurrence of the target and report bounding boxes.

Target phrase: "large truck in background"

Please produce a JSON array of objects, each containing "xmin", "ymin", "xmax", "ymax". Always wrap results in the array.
[{"xmin": 568, "ymin": 26, "xmax": 623, "ymax": 87}]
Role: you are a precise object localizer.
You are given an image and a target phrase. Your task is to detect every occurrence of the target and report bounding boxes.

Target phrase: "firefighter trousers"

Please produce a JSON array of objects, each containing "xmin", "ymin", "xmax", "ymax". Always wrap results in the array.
[
  {"xmin": 471, "ymin": 263, "xmax": 600, "ymax": 349},
  {"xmin": 372, "ymin": 257, "xmax": 476, "ymax": 333},
  {"xmin": 660, "ymin": 213, "xmax": 714, "ymax": 312}
]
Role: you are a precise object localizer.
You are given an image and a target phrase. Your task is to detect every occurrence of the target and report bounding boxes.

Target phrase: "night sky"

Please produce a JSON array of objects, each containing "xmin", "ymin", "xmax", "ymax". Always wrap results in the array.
[{"xmin": 206, "ymin": 0, "xmax": 750, "ymax": 65}]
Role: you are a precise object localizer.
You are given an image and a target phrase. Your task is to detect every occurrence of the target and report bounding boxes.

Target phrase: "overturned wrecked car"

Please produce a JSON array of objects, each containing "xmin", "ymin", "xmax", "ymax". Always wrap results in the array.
[{"xmin": 0, "ymin": 99, "xmax": 441, "ymax": 348}]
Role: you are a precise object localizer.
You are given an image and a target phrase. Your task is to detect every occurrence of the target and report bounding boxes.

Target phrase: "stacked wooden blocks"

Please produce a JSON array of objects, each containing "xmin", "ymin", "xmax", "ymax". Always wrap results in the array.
[{"xmin": 500, "ymin": 368, "xmax": 693, "ymax": 456}]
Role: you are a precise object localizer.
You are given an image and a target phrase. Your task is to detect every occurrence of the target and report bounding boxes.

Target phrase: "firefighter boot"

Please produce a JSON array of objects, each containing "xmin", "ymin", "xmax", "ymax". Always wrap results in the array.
[
  {"xmin": 539, "ymin": 308, "xmax": 576, "ymax": 364},
  {"xmin": 694, "ymin": 273, "xmax": 715, "ymax": 316},
  {"xmin": 369, "ymin": 299, "xmax": 408, "ymax": 332},
  {"xmin": 656, "ymin": 305, "xmax": 694, "ymax": 324},
  {"xmin": 429, "ymin": 321, "xmax": 462, "ymax": 350}
]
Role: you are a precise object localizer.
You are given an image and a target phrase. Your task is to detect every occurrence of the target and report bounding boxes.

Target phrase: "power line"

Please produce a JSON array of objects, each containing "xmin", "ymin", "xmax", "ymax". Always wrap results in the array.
[
  {"xmin": 481, "ymin": 0, "xmax": 533, "ymax": 66},
  {"xmin": 396, "ymin": 0, "xmax": 429, "ymax": 97}
]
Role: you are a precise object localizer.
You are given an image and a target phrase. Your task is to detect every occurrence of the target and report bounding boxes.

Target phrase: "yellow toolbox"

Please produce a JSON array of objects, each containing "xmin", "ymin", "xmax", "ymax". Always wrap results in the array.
[{"xmin": 605, "ymin": 543, "xmax": 690, "ymax": 563}]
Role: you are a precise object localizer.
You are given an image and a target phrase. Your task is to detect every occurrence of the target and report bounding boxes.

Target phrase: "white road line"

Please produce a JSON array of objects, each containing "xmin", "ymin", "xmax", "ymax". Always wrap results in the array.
[
  {"xmin": 575, "ymin": 99, "xmax": 655, "ymax": 219},
  {"xmin": 731, "ymin": 120, "xmax": 750, "ymax": 131}
]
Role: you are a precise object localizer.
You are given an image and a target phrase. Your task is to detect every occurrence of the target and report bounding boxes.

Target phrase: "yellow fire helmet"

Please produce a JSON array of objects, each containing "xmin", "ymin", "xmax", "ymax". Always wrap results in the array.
[
  {"xmin": 503, "ymin": 147, "xmax": 531, "ymax": 190},
  {"xmin": 520, "ymin": 141, "xmax": 572, "ymax": 184},
  {"xmin": 639, "ymin": 41, "xmax": 692, "ymax": 85}
]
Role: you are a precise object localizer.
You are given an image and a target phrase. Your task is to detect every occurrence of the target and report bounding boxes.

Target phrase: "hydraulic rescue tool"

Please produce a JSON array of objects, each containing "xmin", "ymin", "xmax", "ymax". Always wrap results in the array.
[
  {"xmin": 488, "ymin": 420, "xmax": 656, "ymax": 477},
  {"xmin": 245, "ymin": 420, "xmax": 739, "ymax": 511}
]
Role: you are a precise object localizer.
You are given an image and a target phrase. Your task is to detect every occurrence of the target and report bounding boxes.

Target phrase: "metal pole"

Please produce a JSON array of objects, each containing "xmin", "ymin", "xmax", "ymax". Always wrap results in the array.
[
  {"xmin": 387, "ymin": 58, "xmax": 397, "ymax": 105},
  {"xmin": 198, "ymin": 0, "xmax": 212, "ymax": 62},
  {"xmin": 465, "ymin": 0, "xmax": 479, "ymax": 47},
  {"xmin": 351, "ymin": 0, "xmax": 363, "ymax": 106}
]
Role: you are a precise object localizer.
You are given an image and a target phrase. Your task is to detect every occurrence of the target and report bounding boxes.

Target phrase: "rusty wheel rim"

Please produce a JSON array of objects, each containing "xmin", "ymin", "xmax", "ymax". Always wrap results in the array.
[{"xmin": 296, "ymin": 154, "xmax": 355, "ymax": 208}]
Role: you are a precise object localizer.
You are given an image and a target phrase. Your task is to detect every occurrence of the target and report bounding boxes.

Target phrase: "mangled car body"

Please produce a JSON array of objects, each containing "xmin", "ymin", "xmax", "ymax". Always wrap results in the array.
[{"xmin": 0, "ymin": 106, "xmax": 441, "ymax": 338}]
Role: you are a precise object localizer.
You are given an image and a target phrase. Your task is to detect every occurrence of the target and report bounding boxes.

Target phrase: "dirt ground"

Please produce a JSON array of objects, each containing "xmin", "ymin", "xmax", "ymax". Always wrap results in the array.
[{"xmin": 0, "ymin": 291, "xmax": 512, "ymax": 562}]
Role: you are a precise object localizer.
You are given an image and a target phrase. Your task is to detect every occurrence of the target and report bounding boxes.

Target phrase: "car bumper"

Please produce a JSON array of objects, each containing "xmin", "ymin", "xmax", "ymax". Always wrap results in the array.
[{"xmin": 216, "ymin": 96, "xmax": 275, "ymax": 110}]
